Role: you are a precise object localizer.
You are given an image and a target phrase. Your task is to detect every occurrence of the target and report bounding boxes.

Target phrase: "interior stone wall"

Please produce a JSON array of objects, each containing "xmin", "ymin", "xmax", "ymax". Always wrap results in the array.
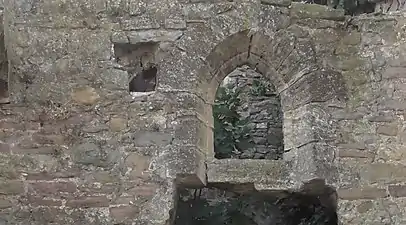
[
  {"xmin": 331, "ymin": 14, "xmax": 406, "ymax": 224},
  {"xmin": 1, "ymin": 0, "xmax": 406, "ymax": 224},
  {"xmin": 217, "ymin": 65, "xmax": 284, "ymax": 159}
]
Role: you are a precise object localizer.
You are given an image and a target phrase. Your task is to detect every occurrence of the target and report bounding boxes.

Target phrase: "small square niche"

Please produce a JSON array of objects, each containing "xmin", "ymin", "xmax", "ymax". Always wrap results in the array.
[{"xmin": 112, "ymin": 42, "xmax": 159, "ymax": 95}]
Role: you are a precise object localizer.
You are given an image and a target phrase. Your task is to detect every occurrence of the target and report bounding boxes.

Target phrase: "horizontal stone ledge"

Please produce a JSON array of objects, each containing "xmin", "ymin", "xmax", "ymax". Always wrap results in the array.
[
  {"xmin": 337, "ymin": 186, "xmax": 389, "ymax": 200},
  {"xmin": 12, "ymin": 20, "xmax": 102, "ymax": 30},
  {"xmin": 360, "ymin": 162, "xmax": 406, "ymax": 184},
  {"xmin": 112, "ymin": 30, "xmax": 185, "ymax": 44},
  {"xmin": 388, "ymin": 184, "xmax": 406, "ymax": 197},
  {"xmin": 338, "ymin": 149, "xmax": 374, "ymax": 159},
  {"xmin": 154, "ymin": 145, "xmax": 207, "ymax": 187},
  {"xmin": 128, "ymin": 30, "xmax": 184, "ymax": 44},
  {"xmin": 290, "ymin": 2, "xmax": 345, "ymax": 21},
  {"xmin": 207, "ymin": 159, "xmax": 295, "ymax": 189}
]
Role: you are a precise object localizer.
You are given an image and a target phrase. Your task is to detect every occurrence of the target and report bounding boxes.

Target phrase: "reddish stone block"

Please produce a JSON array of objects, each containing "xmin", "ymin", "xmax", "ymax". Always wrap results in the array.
[
  {"xmin": 79, "ymin": 183, "xmax": 118, "ymax": 195},
  {"xmin": 0, "ymin": 198, "xmax": 12, "ymax": 209},
  {"xmin": 113, "ymin": 196, "xmax": 135, "ymax": 205},
  {"xmin": 388, "ymin": 185, "xmax": 406, "ymax": 197},
  {"xmin": 29, "ymin": 207, "xmax": 65, "ymax": 223},
  {"xmin": 0, "ymin": 121, "xmax": 24, "ymax": 130},
  {"xmin": 12, "ymin": 146, "xmax": 59, "ymax": 155},
  {"xmin": 26, "ymin": 171, "xmax": 78, "ymax": 180},
  {"xmin": 24, "ymin": 122, "xmax": 42, "ymax": 131},
  {"xmin": 29, "ymin": 181, "xmax": 77, "ymax": 195},
  {"xmin": 66, "ymin": 196, "xmax": 110, "ymax": 208},
  {"xmin": 338, "ymin": 149, "xmax": 374, "ymax": 158},
  {"xmin": 338, "ymin": 186, "xmax": 388, "ymax": 200},
  {"xmin": 377, "ymin": 123, "xmax": 398, "ymax": 136},
  {"xmin": 0, "ymin": 143, "xmax": 10, "ymax": 153},
  {"xmin": 0, "ymin": 180, "xmax": 24, "ymax": 195},
  {"xmin": 26, "ymin": 195, "xmax": 63, "ymax": 206},
  {"xmin": 26, "ymin": 172, "xmax": 55, "ymax": 180},
  {"xmin": 382, "ymin": 66, "xmax": 406, "ymax": 79},
  {"xmin": 32, "ymin": 134, "xmax": 65, "ymax": 145},
  {"xmin": 127, "ymin": 183, "xmax": 159, "ymax": 197},
  {"xmin": 110, "ymin": 206, "xmax": 139, "ymax": 222}
]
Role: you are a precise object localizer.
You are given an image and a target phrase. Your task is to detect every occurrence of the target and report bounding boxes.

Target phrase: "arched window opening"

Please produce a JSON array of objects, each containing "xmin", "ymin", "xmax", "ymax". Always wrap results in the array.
[{"xmin": 213, "ymin": 65, "xmax": 284, "ymax": 160}]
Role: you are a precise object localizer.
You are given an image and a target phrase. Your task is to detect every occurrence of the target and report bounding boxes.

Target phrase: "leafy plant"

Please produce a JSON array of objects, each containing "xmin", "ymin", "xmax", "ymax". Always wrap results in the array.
[
  {"xmin": 249, "ymin": 79, "xmax": 273, "ymax": 97},
  {"xmin": 213, "ymin": 84, "xmax": 253, "ymax": 159}
]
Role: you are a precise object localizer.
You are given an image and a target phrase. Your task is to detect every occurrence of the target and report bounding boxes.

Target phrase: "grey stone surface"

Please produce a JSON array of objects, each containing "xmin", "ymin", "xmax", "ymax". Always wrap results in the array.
[
  {"xmin": 0, "ymin": 0, "xmax": 406, "ymax": 224},
  {"xmin": 207, "ymin": 159, "xmax": 293, "ymax": 189}
]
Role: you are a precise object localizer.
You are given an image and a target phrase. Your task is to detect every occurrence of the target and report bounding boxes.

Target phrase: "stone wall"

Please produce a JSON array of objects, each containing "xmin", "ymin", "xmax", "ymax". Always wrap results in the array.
[
  {"xmin": 1, "ymin": 0, "xmax": 406, "ymax": 224},
  {"xmin": 218, "ymin": 65, "xmax": 284, "ymax": 159},
  {"xmin": 330, "ymin": 14, "xmax": 406, "ymax": 224},
  {"xmin": 0, "ymin": 5, "xmax": 8, "ymax": 104}
]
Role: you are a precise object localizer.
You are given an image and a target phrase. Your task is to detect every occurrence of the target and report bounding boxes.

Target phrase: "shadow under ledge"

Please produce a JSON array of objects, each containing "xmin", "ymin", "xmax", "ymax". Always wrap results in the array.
[{"xmin": 171, "ymin": 183, "xmax": 338, "ymax": 225}]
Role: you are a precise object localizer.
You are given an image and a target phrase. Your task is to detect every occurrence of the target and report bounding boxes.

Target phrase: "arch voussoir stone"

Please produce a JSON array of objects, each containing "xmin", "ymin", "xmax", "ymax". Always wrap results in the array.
[
  {"xmin": 270, "ymin": 31, "xmax": 298, "ymax": 69},
  {"xmin": 247, "ymin": 53, "xmax": 287, "ymax": 92},
  {"xmin": 249, "ymin": 31, "xmax": 275, "ymax": 61},
  {"xmin": 280, "ymin": 69, "xmax": 348, "ymax": 111},
  {"xmin": 206, "ymin": 30, "xmax": 251, "ymax": 75},
  {"xmin": 214, "ymin": 52, "xmax": 249, "ymax": 82},
  {"xmin": 277, "ymin": 38, "xmax": 318, "ymax": 84},
  {"xmin": 208, "ymin": 50, "xmax": 287, "ymax": 103},
  {"xmin": 249, "ymin": 31, "xmax": 314, "ymax": 89}
]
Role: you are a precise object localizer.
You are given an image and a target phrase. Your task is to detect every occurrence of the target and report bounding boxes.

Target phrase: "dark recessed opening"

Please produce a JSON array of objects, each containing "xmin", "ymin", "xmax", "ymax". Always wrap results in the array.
[
  {"xmin": 291, "ymin": 0, "xmax": 384, "ymax": 15},
  {"xmin": 128, "ymin": 65, "xmax": 157, "ymax": 92},
  {"xmin": 0, "ymin": 78, "xmax": 8, "ymax": 104},
  {"xmin": 173, "ymin": 185, "xmax": 338, "ymax": 225},
  {"xmin": 113, "ymin": 41, "xmax": 159, "ymax": 93},
  {"xmin": 213, "ymin": 65, "xmax": 284, "ymax": 160}
]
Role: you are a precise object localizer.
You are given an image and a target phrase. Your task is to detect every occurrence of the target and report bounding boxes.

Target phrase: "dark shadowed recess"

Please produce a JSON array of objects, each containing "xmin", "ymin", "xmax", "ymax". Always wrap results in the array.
[
  {"xmin": 293, "ymin": 0, "xmax": 377, "ymax": 15},
  {"xmin": 0, "ymin": 78, "xmax": 8, "ymax": 104},
  {"xmin": 128, "ymin": 65, "xmax": 157, "ymax": 92},
  {"xmin": 172, "ymin": 183, "xmax": 338, "ymax": 225},
  {"xmin": 0, "ymin": 24, "xmax": 8, "ymax": 105},
  {"xmin": 113, "ymin": 42, "xmax": 158, "ymax": 93}
]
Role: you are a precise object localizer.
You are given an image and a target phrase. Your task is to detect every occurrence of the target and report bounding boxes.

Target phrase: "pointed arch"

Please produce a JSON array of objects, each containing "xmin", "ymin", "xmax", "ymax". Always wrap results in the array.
[{"xmin": 197, "ymin": 29, "xmax": 346, "ymax": 186}]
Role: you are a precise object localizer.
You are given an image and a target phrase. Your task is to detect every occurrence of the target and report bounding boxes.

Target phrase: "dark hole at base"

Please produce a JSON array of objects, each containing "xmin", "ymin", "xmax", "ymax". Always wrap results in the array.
[
  {"xmin": 0, "ymin": 78, "xmax": 9, "ymax": 104},
  {"xmin": 173, "ymin": 184, "xmax": 338, "ymax": 225},
  {"xmin": 129, "ymin": 66, "xmax": 157, "ymax": 93},
  {"xmin": 112, "ymin": 42, "xmax": 158, "ymax": 93},
  {"xmin": 293, "ymin": 0, "xmax": 377, "ymax": 15}
]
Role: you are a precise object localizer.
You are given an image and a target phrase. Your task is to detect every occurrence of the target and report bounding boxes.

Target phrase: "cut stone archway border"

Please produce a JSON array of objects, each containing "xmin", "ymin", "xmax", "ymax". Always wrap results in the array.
[{"xmin": 183, "ymin": 29, "xmax": 349, "ymax": 191}]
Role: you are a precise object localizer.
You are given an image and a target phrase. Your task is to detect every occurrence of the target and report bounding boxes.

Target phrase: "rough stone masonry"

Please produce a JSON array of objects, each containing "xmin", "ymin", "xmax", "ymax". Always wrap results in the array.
[
  {"xmin": 218, "ymin": 65, "xmax": 284, "ymax": 160},
  {"xmin": 1, "ymin": 0, "xmax": 406, "ymax": 224}
]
